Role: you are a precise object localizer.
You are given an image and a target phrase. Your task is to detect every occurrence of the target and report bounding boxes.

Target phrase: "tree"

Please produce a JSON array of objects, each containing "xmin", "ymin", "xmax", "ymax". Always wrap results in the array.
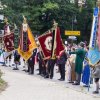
[{"xmin": 0, "ymin": 0, "xmax": 96, "ymax": 41}]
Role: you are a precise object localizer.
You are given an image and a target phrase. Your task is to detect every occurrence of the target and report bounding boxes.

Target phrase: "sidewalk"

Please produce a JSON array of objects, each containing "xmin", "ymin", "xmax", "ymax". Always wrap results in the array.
[{"xmin": 0, "ymin": 62, "xmax": 100, "ymax": 100}]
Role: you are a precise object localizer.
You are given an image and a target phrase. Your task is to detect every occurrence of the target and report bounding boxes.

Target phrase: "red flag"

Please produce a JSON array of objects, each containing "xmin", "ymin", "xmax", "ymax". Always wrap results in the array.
[
  {"xmin": 97, "ymin": 14, "xmax": 100, "ymax": 51},
  {"xmin": 38, "ymin": 31, "xmax": 52, "ymax": 59},
  {"xmin": 3, "ymin": 33, "xmax": 14, "ymax": 52},
  {"xmin": 3, "ymin": 24, "xmax": 14, "ymax": 52},
  {"xmin": 38, "ymin": 27, "xmax": 64, "ymax": 59},
  {"xmin": 55, "ymin": 27, "xmax": 65, "ymax": 56}
]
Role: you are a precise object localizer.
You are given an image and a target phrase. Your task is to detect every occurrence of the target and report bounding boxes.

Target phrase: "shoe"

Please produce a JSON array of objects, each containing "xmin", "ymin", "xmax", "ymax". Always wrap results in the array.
[
  {"xmin": 72, "ymin": 83, "xmax": 80, "ymax": 85},
  {"xmin": 58, "ymin": 78, "xmax": 61, "ymax": 80},
  {"xmin": 40, "ymin": 74, "xmax": 44, "ymax": 77},
  {"xmin": 37, "ymin": 73, "xmax": 41, "ymax": 75},
  {"xmin": 2, "ymin": 64, "xmax": 7, "ymax": 66},
  {"xmin": 44, "ymin": 75, "xmax": 49, "ymax": 78},
  {"xmin": 25, "ymin": 70, "xmax": 29, "ymax": 72},
  {"xmin": 50, "ymin": 77, "xmax": 53, "ymax": 79},
  {"xmin": 58, "ymin": 78, "xmax": 65, "ymax": 81},
  {"xmin": 13, "ymin": 68, "xmax": 19, "ymax": 70},
  {"xmin": 22, "ymin": 69, "xmax": 26, "ymax": 71},
  {"xmin": 93, "ymin": 91, "xmax": 99, "ymax": 94},
  {"xmin": 12, "ymin": 64, "xmax": 15, "ymax": 66},
  {"xmin": 83, "ymin": 85, "xmax": 89, "ymax": 87},
  {"xmin": 28, "ymin": 72, "xmax": 34, "ymax": 75},
  {"xmin": 68, "ymin": 81, "xmax": 74, "ymax": 83}
]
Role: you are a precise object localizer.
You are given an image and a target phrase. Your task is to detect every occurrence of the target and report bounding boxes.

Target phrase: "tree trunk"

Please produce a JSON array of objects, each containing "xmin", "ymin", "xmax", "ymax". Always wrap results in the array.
[{"xmin": 75, "ymin": 0, "xmax": 78, "ymax": 7}]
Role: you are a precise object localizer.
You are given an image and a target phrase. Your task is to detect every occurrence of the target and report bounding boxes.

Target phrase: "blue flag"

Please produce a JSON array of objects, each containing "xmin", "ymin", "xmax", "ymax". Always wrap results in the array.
[
  {"xmin": 88, "ymin": 7, "xmax": 100, "ymax": 65},
  {"xmin": 88, "ymin": 47, "xmax": 100, "ymax": 65},
  {"xmin": 89, "ymin": 7, "xmax": 99, "ymax": 49}
]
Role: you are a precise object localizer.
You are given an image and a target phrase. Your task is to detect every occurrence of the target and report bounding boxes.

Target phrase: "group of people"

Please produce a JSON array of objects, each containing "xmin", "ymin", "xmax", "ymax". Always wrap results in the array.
[{"xmin": 0, "ymin": 41, "xmax": 100, "ymax": 94}]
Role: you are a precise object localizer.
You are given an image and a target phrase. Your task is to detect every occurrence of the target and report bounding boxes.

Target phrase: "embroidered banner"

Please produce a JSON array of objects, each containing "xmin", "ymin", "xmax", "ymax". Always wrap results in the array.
[
  {"xmin": 38, "ymin": 31, "xmax": 52, "ymax": 59},
  {"xmin": 89, "ymin": 7, "xmax": 99, "ymax": 49},
  {"xmin": 3, "ymin": 33, "xmax": 14, "ymax": 52}
]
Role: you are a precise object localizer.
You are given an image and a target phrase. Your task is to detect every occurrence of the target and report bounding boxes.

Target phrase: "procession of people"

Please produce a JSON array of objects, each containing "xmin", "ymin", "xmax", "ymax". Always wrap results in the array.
[
  {"xmin": 0, "ymin": 39, "xmax": 100, "ymax": 95},
  {"xmin": 0, "ymin": 7, "xmax": 100, "ymax": 96}
]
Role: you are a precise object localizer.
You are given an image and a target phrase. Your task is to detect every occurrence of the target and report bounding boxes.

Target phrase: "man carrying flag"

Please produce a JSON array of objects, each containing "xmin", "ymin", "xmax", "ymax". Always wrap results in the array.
[
  {"xmin": 3, "ymin": 17, "xmax": 14, "ymax": 66},
  {"xmin": 17, "ymin": 16, "xmax": 37, "ymax": 73},
  {"xmin": 38, "ymin": 20, "xmax": 65, "ymax": 79}
]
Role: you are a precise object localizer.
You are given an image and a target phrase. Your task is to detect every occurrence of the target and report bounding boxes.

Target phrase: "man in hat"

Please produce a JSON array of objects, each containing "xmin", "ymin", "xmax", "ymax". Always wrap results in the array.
[{"xmin": 69, "ymin": 42, "xmax": 86, "ymax": 85}]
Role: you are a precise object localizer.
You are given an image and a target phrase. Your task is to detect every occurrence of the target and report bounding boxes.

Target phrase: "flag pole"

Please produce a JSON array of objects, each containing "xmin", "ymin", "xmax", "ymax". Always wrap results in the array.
[
  {"xmin": 23, "ymin": 15, "xmax": 27, "ymax": 24},
  {"xmin": 51, "ymin": 20, "xmax": 58, "ymax": 59},
  {"xmin": 4, "ymin": 17, "xmax": 9, "ymax": 25},
  {"xmin": 97, "ymin": 0, "xmax": 100, "ymax": 51}
]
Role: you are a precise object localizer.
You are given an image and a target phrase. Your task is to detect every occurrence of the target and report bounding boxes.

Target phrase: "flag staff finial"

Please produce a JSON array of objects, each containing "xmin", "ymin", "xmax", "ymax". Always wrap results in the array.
[
  {"xmin": 4, "ymin": 17, "xmax": 9, "ymax": 24},
  {"xmin": 14, "ymin": 23, "xmax": 17, "ymax": 29},
  {"xmin": 53, "ymin": 19, "xmax": 58, "ymax": 28},
  {"xmin": 23, "ymin": 15, "xmax": 27, "ymax": 24}
]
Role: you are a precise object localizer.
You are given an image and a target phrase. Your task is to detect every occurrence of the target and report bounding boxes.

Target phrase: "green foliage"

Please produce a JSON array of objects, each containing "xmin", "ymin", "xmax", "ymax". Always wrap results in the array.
[
  {"xmin": 0, "ymin": 0, "xmax": 96, "ymax": 41},
  {"xmin": 0, "ymin": 69, "xmax": 3, "ymax": 78},
  {"xmin": 0, "ymin": 70, "xmax": 7, "ymax": 92}
]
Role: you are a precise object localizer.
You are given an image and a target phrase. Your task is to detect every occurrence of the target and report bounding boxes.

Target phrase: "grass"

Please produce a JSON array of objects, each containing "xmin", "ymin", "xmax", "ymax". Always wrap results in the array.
[{"xmin": 0, "ymin": 69, "xmax": 7, "ymax": 92}]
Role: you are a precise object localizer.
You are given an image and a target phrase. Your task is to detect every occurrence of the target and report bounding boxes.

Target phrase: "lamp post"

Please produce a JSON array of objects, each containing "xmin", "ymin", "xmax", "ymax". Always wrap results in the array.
[{"xmin": 72, "ymin": 16, "xmax": 77, "ymax": 30}]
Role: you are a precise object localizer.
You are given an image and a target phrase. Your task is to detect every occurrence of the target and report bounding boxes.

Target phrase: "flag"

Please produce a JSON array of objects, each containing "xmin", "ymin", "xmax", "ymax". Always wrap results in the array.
[
  {"xmin": 55, "ymin": 27, "xmax": 65, "ymax": 57},
  {"xmin": 3, "ymin": 22, "xmax": 14, "ymax": 52},
  {"xmin": 38, "ymin": 27, "xmax": 64, "ymax": 59},
  {"xmin": 97, "ymin": 14, "xmax": 100, "ymax": 51},
  {"xmin": 3, "ymin": 33, "xmax": 14, "ymax": 52},
  {"xmin": 38, "ymin": 31, "xmax": 52, "ymax": 59},
  {"xmin": 18, "ymin": 23, "xmax": 37, "ymax": 61},
  {"xmin": 88, "ymin": 47, "xmax": 100, "ymax": 65},
  {"xmin": 3, "ymin": 18, "xmax": 14, "ymax": 52},
  {"xmin": 88, "ymin": 7, "xmax": 100, "ymax": 65},
  {"xmin": 14, "ymin": 25, "xmax": 20, "ymax": 49},
  {"xmin": 51, "ymin": 27, "xmax": 65, "ymax": 59},
  {"xmin": 89, "ymin": 7, "xmax": 99, "ymax": 49}
]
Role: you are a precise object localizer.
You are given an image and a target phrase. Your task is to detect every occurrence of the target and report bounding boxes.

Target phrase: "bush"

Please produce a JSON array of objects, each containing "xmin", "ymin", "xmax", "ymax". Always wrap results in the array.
[
  {"xmin": 0, "ymin": 69, "xmax": 3, "ymax": 78},
  {"xmin": 0, "ymin": 69, "xmax": 7, "ymax": 92}
]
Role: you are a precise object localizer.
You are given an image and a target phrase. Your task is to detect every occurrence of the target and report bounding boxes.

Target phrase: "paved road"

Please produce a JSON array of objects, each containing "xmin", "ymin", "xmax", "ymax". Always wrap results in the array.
[{"xmin": 0, "ymin": 66, "xmax": 99, "ymax": 100}]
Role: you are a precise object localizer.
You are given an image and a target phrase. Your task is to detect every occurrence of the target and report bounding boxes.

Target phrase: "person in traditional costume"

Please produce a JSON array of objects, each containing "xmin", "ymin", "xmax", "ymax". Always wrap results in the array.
[
  {"xmin": 82, "ymin": 47, "xmax": 90, "ymax": 87},
  {"xmin": 27, "ymin": 48, "xmax": 37, "ymax": 74},
  {"xmin": 13, "ymin": 50, "xmax": 20, "ymax": 70},
  {"xmin": 57, "ymin": 50, "xmax": 67, "ymax": 81},
  {"xmin": 66, "ymin": 47, "xmax": 76, "ymax": 83},
  {"xmin": 91, "ymin": 61, "xmax": 100, "ymax": 94},
  {"xmin": 0, "ymin": 49, "xmax": 5, "ymax": 65},
  {"xmin": 8, "ymin": 54, "xmax": 12, "ymax": 67},
  {"xmin": 44, "ymin": 57, "xmax": 56, "ymax": 79},
  {"xmin": 69, "ymin": 42, "xmax": 86, "ymax": 85},
  {"xmin": 37, "ymin": 46, "xmax": 44, "ymax": 75}
]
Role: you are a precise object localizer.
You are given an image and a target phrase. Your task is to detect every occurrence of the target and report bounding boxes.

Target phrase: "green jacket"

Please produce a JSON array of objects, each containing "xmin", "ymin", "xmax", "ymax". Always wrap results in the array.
[{"xmin": 70, "ymin": 48, "xmax": 86, "ymax": 74}]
